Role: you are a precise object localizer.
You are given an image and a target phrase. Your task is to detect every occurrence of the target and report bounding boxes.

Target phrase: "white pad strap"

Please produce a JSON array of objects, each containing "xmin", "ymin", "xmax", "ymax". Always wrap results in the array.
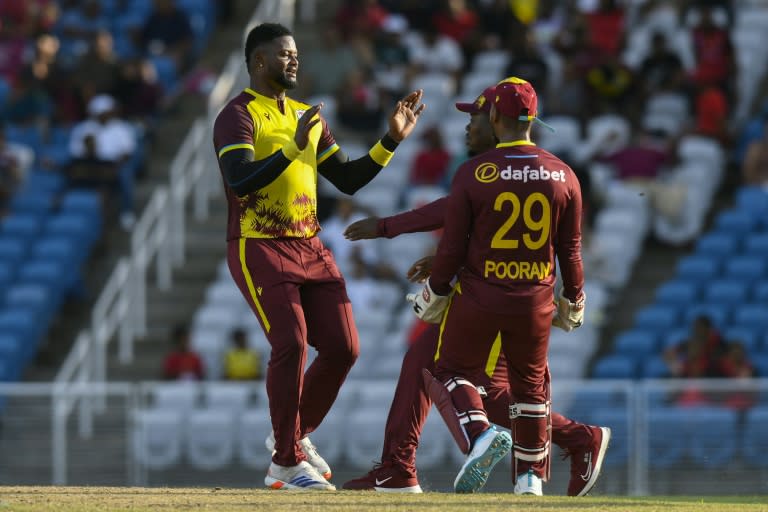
[
  {"xmin": 509, "ymin": 402, "xmax": 549, "ymax": 419},
  {"xmin": 514, "ymin": 442, "xmax": 550, "ymax": 461}
]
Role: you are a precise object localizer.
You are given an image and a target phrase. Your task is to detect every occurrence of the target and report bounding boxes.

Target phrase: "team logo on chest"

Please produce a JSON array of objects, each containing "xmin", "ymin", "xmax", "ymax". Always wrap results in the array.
[
  {"xmin": 295, "ymin": 109, "xmax": 307, "ymax": 119},
  {"xmin": 475, "ymin": 162, "xmax": 499, "ymax": 183}
]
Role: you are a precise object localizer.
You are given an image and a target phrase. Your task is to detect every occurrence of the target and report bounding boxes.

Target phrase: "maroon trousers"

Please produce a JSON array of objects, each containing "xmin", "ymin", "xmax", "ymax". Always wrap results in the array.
[
  {"xmin": 228, "ymin": 237, "xmax": 359, "ymax": 467},
  {"xmin": 383, "ymin": 308, "xmax": 589, "ymax": 480}
]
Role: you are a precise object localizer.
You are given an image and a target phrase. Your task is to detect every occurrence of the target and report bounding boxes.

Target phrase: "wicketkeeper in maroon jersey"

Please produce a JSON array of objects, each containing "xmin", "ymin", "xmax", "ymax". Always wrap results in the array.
[
  {"xmin": 343, "ymin": 81, "xmax": 609, "ymax": 496},
  {"xmin": 404, "ymin": 77, "xmax": 589, "ymax": 495}
]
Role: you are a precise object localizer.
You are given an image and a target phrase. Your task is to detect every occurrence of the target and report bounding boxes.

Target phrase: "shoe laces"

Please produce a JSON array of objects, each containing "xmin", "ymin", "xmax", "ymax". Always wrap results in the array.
[{"xmin": 301, "ymin": 437, "xmax": 320, "ymax": 458}]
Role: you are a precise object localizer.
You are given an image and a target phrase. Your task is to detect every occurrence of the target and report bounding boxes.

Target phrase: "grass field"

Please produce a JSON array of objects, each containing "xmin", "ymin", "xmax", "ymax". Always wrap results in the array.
[{"xmin": 1, "ymin": 487, "xmax": 767, "ymax": 512}]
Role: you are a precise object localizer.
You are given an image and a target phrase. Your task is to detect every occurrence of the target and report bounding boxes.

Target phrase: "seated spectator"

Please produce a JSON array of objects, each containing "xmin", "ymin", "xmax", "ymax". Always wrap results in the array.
[
  {"xmin": 409, "ymin": 125, "xmax": 451, "ymax": 186},
  {"xmin": 140, "ymin": 0, "xmax": 194, "ymax": 72},
  {"xmin": 1, "ymin": 72, "xmax": 52, "ymax": 125},
  {"xmin": 406, "ymin": 21, "xmax": 464, "ymax": 80},
  {"xmin": 716, "ymin": 341, "xmax": 756, "ymax": 411},
  {"xmin": 692, "ymin": 84, "xmax": 728, "ymax": 144},
  {"xmin": 638, "ymin": 32, "xmax": 685, "ymax": 98},
  {"xmin": 597, "ymin": 129, "xmax": 670, "ymax": 182},
  {"xmin": 224, "ymin": 328, "xmax": 262, "ymax": 381},
  {"xmin": 57, "ymin": 0, "xmax": 110, "ymax": 58},
  {"xmin": 73, "ymin": 30, "xmax": 121, "ymax": 101},
  {"xmin": 742, "ymin": 121, "xmax": 768, "ymax": 187},
  {"xmin": 689, "ymin": 5, "xmax": 734, "ymax": 96},
  {"xmin": 335, "ymin": 0, "xmax": 388, "ymax": 41},
  {"xmin": 432, "ymin": 0, "xmax": 479, "ymax": 58},
  {"xmin": 24, "ymin": 33, "xmax": 80, "ymax": 124},
  {"xmin": 584, "ymin": 0, "xmax": 626, "ymax": 58},
  {"xmin": 504, "ymin": 29, "xmax": 549, "ymax": 97},
  {"xmin": 162, "ymin": 324, "xmax": 204, "ymax": 381},
  {"xmin": 335, "ymin": 69, "xmax": 384, "ymax": 135},
  {"xmin": 299, "ymin": 25, "xmax": 360, "ymax": 98},
  {"xmin": 112, "ymin": 58, "xmax": 164, "ymax": 126},
  {"xmin": 372, "ymin": 14, "xmax": 411, "ymax": 101},
  {"xmin": 65, "ymin": 134, "xmax": 120, "ymax": 210},
  {"xmin": 584, "ymin": 54, "xmax": 636, "ymax": 115},
  {"xmin": 320, "ymin": 197, "xmax": 378, "ymax": 278},
  {"xmin": 69, "ymin": 94, "xmax": 138, "ymax": 229}
]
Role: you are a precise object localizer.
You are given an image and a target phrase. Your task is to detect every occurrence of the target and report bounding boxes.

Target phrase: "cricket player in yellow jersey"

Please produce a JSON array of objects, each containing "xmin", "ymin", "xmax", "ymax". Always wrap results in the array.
[{"xmin": 212, "ymin": 23, "xmax": 425, "ymax": 491}]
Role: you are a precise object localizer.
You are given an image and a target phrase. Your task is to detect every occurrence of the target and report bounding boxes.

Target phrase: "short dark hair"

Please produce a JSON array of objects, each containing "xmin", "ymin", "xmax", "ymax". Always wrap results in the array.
[{"xmin": 244, "ymin": 22, "xmax": 292, "ymax": 65}]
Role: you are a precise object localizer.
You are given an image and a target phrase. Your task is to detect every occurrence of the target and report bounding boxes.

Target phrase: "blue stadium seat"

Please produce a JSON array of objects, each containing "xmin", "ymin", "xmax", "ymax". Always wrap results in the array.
[
  {"xmin": 21, "ymin": 171, "xmax": 66, "ymax": 196},
  {"xmin": 752, "ymin": 354, "xmax": 768, "ymax": 378},
  {"xmin": 0, "ymin": 308, "xmax": 39, "ymax": 362},
  {"xmin": 648, "ymin": 408, "xmax": 687, "ymax": 468},
  {"xmin": 704, "ymin": 280, "xmax": 749, "ymax": 303},
  {"xmin": 676, "ymin": 255, "xmax": 719, "ymax": 281},
  {"xmin": 634, "ymin": 306, "xmax": 679, "ymax": 331},
  {"xmin": 686, "ymin": 407, "xmax": 738, "ymax": 468},
  {"xmin": 9, "ymin": 193, "xmax": 56, "ymax": 217},
  {"xmin": 735, "ymin": 186, "xmax": 768, "ymax": 215},
  {"xmin": 731, "ymin": 303, "xmax": 768, "ymax": 331},
  {"xmin": 0, "ymin": 237, "xmax": 27, "ymax": 269},
  {"xmin": 0, "ymin": 76, "xmax": 10, "ymax": 106},
  {"xmin": 655, "ymin": 281, "xmax": 698, "ymax": 305},
  {"xmin": 683, "ymin": 303, "xmax": 730, "ymax": 329},
  {"xmin": 724, "ymin": 256, "xmax": 766, "ymax": 280},
  {"xmin": 0, "ymin": 334, "xmax": 23, "ymax": 380},
  {"xmin": 752, "ymin": 280, "xmax": 768, "ymax": 302},
  {"xmin": 713, "ymin": 209, "xmax": 759, "ymax": 235},
  {"xmin": 613, "ymin": 330, "xmax": 659, "ymax": 358},
  {"xmin": 661, "ymin": 328, "xmax": 689, "ymax": 349},
  {"xmin": 17, "ymin": 260, "xmax": 66, "ymax": 286},
  {"xmin": 4, "ymin": 283, "xmax": 58, "ymax": 322},
  {"xmin": 0, "ymin": 214, "xmax": 44, "ymax": 239},
  {"xmin": 722, "ymin": 327, "xmax": 760, "ymax": 354},
  {"xmin": 60, "ymin": 189, "xmax": 102, "ymax": 218},
  {"xmin": 44, "ymin": 213, "xmax": 100, "ymax": 249},
  {"xmin": 0, "ymin": 260, "xmax": 14, "ymax": 290},
  {"xmin": 589, "ymin": 408, "xmax": 629, "ymax": 468},
  {"xmin": 641, "ymin": 356, "xmax": 671, "ymax": 379},
  {"xmin": 592, "ymin": 355, "xmax": 637, "ymax": 379},
  {"xmin": 5, "ymin": 124, "xmax": 43, "ymax": 153},
  {"xmin": 742, "ymin": 407, "xmax": 768, "ymax": 468},
  {"xmin": 742, "ymin": 234, "xmax": 768, "ymax": 256},
  {"xmin": 694, "ymin": 233, "xmax": 738, "ymax": 258}
]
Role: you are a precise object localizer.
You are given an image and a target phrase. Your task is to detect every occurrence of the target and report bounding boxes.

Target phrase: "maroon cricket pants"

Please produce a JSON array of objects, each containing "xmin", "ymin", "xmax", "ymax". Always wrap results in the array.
[{"xmin": 228, "ymin": 236, "xmax": 359, "ymax": 467}]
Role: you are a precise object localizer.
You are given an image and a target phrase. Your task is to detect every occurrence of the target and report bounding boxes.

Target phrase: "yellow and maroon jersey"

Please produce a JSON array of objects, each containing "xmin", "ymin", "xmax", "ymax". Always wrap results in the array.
[
  {"xmin": 430, "ymin": 141, "xmax": 584, "ymax": 314},
  {"xmin": 213, "ymin": 88, "xmax": 339, "ymax": 240}
]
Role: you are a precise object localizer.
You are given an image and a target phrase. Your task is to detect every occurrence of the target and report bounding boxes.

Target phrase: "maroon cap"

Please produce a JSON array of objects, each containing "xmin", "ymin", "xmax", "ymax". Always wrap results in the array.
[
  {"xmin": 492, "ymin": 77, "xmax": 538, "ymax": 121},
  {"xmin": 455, "ymin": 84, "xmax": 497, "ymax": 114}
]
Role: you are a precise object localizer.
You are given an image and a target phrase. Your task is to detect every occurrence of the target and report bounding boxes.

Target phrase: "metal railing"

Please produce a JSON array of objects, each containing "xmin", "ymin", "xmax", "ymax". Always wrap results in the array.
[{"xmin": 49, "ymin": 0, "xmax": 294, "ymax": 485}]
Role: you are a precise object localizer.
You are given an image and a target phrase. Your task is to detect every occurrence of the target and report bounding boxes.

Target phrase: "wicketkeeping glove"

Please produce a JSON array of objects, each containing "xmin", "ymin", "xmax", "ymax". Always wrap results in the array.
[
  {"xmin": 406, "ymin": 279, "xmax": 451, "ymax": 323},
  {"xmin": 552, "ymin": 289, "xmax": 586, "ymax": 332}
]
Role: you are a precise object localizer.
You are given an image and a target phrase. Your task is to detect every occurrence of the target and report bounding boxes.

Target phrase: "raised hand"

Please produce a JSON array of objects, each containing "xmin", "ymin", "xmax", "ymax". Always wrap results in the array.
[
  {"xmin": 343, "ymin": 217, "xmax": 380, "ymax": 241},
  {"xmin": 406, "ymin": 255, "xmax": 434, "ymax": 283},
  {"xmin": 294, "ymin": 103, "xmax": 322, "ymax": 150},
  {"xmin": 387, "ymin": 90, "xmax": 426, "ymax": 142}
]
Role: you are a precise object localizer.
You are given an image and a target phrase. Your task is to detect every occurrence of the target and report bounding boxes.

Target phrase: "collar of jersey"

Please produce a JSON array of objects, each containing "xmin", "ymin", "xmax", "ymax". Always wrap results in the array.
[
  {"xmin": 496, "ymin": 140, "xmax": 536, "ymax": 148},
  {"xmin": 244, "ymin": 87, "xmax": 284, "ymax": 102}
]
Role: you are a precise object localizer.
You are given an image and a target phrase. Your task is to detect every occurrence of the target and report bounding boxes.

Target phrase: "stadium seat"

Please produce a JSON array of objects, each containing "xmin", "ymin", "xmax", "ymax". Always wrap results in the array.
[
  {"xmin": 0, "ymin": 334, "xmax": 24, "ymax": 381},
  {"xmin": 713, "ymin": 209, "xmax": 758, "ymax": 236},
  {"xmin": 589, "ymin": 408, "xmax": 629, "ymax": 468},
  {"xmin": 704, "ymin": 280, "xmax": 749, "ymax": 303},
  {"xmin": 133, "ymin": 409, "xmax": 184, "ymax": 470},
  {"xmin": 654, "ymin": 281, "xmax": 698, "ymax": 305},
  {"xmin": 237, "ymin": 407, "xmax": 273, "ymax": 469},
  {"xmin": 633, "ymin": 306, "xmax": 679, "ymax": 332},
  {"xmin": 722, "ymin": 327, "xmax": 760, "ymax": 353},
  {"xmin": 724, "ymin": 256, "xmax": 766, "ymax": 280},
  {"xmin": 306, "ymin": 406, "xmax": 344, "ymax": 469},
  {"xmin": 60, "ymin": 189, "xmax": 103, "ymax": 218},
  {"xmin": 0, "ymin": 260, "xmax": 14, "ymax": 290},
  {"xmin": 641, "ymin": 356, "xmax": 670, "ymax": 379},
  {"xmin": 0, "ymin": 237, "xmax": 27, "ymax": 269},
  {"xmin": 742, "ymin": 234, "xmax": 768, "ymax": 256},
  {"xmin": 204, "ymin": 281, "xmax": 249, "ymax": 313},
  {"xmin": 694, "ymin": 233, "xmax": 739, "ymax": 258},
  {"xmin": 592, "ymin": 355, "xmax": 637, "ymax": 379},
  {"xmin": 735, "ymin": 186, "xmax": 768, "ymax": 214},
  {"xmin": 202, "ymin": 383, "xmax": 251, "ymax": 412},
  {"xmin": 613, "ymin": 330, "xmax": 659, "ymax": 358},
  {"xmin": 752, "ymin": 354, "xmax": 768, "ymax": 378},
  {"xmin": 676, "ymin": 255, "xmax": 719, "ymax": 281},
  {"xmin": 151, "ymin": 383, "xmax": 199, "ymax": 413},
  {"xmin": 9, "ymin": 193, "xmax": 56, "ymax": 217},
  {"xmin": 186, "ymin": 409, "xmax": 236, "ymax": 470},
  {"xmin": 731, "ymin": 303, "xmax": 768, "ymax": 330},
  {"xmin": 687, "ymin": 407, "xmax": 739, "ymax": 468},
  {"xmin": 0, "ymin": 308, "xmax": 39, "ymax": 362},
  {"xmin": 683, "ymin": 303, "xmax": 730, "ymax": 329},
  {"xmin": 1, "ymin": 214, "xmax": 44, "ymax": 240},
  {"xmin": 742, "ymin": 407, "xmax": 768, "ymax": 468},
  {"xmin": 648, "ymin": 408, "xmax": 687, "ymax": 468},
  {"xmin": 345, "ymin": 408, "xmax": 388, "ymax": 469},
  {"xmin": 752, "ymin": 280, "xmax": 768, "ymax": 301},
  {"xmin": 661, "ymin": 328, "xmax": 689, "ymax": 349},
  {"xmin": 44, "ymin": 213, "xmax": 100, "ymax": 249},
  {"xmin": 193, "ymin": 303, "xmax": 241, "ymax": 333}
]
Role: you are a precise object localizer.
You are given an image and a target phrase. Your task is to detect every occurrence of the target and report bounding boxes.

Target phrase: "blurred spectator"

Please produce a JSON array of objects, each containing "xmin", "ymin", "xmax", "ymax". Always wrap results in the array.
[
  {"xmin": 664, "ymin": 316, "xmax": 725, "ymax": 378},
  {"xmin": 0, "ymin": 0, "xmax": 59, "ymax": 37},
  {"xmin": 584, "ymin": 54, "xmax": 636, "ymax": 115},
  {"xmin": 111, "ymin": 58, "xmax": 164, "ymax": 125},
  {"xmin": 0, "ymin": 126, "xmax": 22, "ymax": 214},
  {"xmin": 741, "ymin": 121, "xmax": 768, "ymax": 187},
  {"xmin": 405, "ymin": 21, "xmax": 464, "ymax": 79},
  {"xmin": 1, "ymin": 72, "xmax": 52, "ymax": 125},
  {"xmin": 299, "ymin": 25, "xmax": 360, "ymax": 97},
  {"xmin": 372, "ymin": 14, "xmax": 411, "ymax": 100},
  {"xmin": 689, "ymin": 5, "xmax": 734, "ymax": 96},
  {"xmin": 73, "ymin": 30, "xmax": 121, "ymax": 102},
  {"xmin": 409, "ymin": 125, "xmax": 451, "ymax": 185},
  {"xmin": 335, "ymin": 0, "xmax": 388, "ymax": 40},
  {"xmin": 473, "ymin": 0, "xmax": 524, "ymax": 50},
  {"xmin": 717, "ymin": 341, "xmax": 755, "ymax": 379},
  {"xmin": 162, "ymin": 324, "xmax": 205, "ymax": 380},
  {"xmin": 69, "ymin": 94, "xmax": 138, "ymax": 228},
  {"xmin": 638, "ymin": 32, "xmax": 685, "ymax": 97},
  {"xmin": 692, "ymin": 84, "xmax": 728, "ymax": 143},
  {"xmin": 432, "ymin": 0, "xmax": 479, "ymax": 59},
  {"xmin": 505, "ymin": 29, "xmax": 549, "ymax": 96},
  {"xmin": 345, "ymin": 249, "xmax": 385, "ymax": 312},
  {"xmin": 64, "ymin": 133, "xmax": 119, "ymax": 210},
  {"xmin": 584, "ymin": 0, "xmax": 626, "ymax": 58},
  {"xmin": 320, "ymin": 197, "xmax": 378, "ymax": 277},
  {"xmin": 596, "ymin": 129, "xmax": 670, "ymax": 182},
  {"xmin": 58, "ymin": 0, "xmax": 110, "ymax": 59},
  {"xmin": 335, "ymin": 68, "xmax": 384, "ymax": 134},
  {"xmin": 24, "ymin": 33, "xmax": 81, "ymax": 123},
  {"xmin": 224, "ymin": 328, "xmax": 263, "ymax": 381},
  {"xmin": 681, "ymin": 0, "xmax": 733, "ymax": 28},
  {"xmin": 140, "ymin": 0, "xmax": 194, "ymax": 71}
]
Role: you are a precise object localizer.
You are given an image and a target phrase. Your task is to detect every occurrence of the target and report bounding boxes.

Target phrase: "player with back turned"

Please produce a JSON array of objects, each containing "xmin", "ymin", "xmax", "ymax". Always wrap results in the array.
[
  {"xmin": 342, "ymin": 80, "xmax": 609, "ymax": 496},
  {"xmin": 212, "ymin": 22, "xmax": 424, "ymax": 491},
  {"xmin": 407, "ymin": 78, "xmax": 586, "ymax": 495}
]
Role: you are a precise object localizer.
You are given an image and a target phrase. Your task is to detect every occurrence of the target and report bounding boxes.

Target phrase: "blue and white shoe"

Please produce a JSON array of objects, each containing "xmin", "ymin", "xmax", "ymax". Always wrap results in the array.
[
  {"xmin": 514, "ymin": 469, "xmax": 543, "ymax": 495},
  {"xmin": 265, "ymin": 461, "xmax": 336, "ymax": 491},
  {"xmin": 266, "ymin": 431, "xmax": 332, "ymax": 480},
  {"xmin": 454, "ymin": 426, "xmax": 513, "ymax": 493}
]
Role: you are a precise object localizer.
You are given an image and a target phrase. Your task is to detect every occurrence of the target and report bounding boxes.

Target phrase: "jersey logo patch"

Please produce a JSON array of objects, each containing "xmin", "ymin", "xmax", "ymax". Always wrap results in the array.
[
  {"xmin": 475, "ymin": 162, "xmax": 499, "ymax": 183},
  {"xmin": 296, "ymin": 109, "xmax": 307, "ymax": 119},
  {"xmin": 263, "ymin": 112, "xmax": 270, "ymax": 120}
]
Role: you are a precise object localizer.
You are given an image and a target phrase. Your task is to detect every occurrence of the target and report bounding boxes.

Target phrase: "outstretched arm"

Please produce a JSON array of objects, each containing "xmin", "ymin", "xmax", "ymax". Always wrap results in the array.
[{"xmin": 344, "ymin": 197, "xmax": 448, "ymax": 240}]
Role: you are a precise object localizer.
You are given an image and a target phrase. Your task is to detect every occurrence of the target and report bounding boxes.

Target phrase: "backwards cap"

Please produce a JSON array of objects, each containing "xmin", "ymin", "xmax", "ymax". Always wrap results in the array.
[{"xmin": 492, "ymin": 77, "xmax": 554, "ymax": 131}]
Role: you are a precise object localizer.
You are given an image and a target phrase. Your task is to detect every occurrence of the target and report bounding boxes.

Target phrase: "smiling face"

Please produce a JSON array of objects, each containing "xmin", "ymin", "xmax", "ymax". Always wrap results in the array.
[{"xmin": 250, "ymin": 35, "xmax": 299, "ymax": 91}]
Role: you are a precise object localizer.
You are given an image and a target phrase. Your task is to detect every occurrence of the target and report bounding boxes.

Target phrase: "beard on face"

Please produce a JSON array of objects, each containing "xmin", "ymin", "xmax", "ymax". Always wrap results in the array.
[{"xmin": 276, "ymin": 72, "xmax": 297, "ymax": 90}]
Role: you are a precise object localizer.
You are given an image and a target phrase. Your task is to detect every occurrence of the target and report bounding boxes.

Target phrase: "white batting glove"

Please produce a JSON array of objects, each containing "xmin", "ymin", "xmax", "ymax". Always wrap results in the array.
[
  {"xmin": 406, "ymin": 279, "xmax": 450, "ymax": 324},
  {"xmin": 552, "ymin": 289, "xmax": 585, "ymax": 332}
]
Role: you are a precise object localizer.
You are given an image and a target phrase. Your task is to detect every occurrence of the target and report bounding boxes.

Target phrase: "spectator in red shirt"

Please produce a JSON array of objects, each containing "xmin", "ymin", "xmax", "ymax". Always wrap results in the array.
[
  {"xmin": 162, "ymin": 324, "xmax": 205, "ymax": 381},
  {"xmin": 585, "ymin": 0, "xmax": 625, "ymax": 58},
  {"xmin": 694, "ymin": 85, "xmax": 728, "ymax": 143},
  {"xmin": 409, "ymin": 125, "xmax": 451, "ymax": 185},
  {"xmin": 335, "ymin": 0, "xmax": 388, "ymax": 41},
  {"xmin": 690, "ymin": 6, "xmax": 734, "ymax": 94},
  {"xmin": 433, "ymin": 0, "xmax": 478, "ymax": 47}
]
